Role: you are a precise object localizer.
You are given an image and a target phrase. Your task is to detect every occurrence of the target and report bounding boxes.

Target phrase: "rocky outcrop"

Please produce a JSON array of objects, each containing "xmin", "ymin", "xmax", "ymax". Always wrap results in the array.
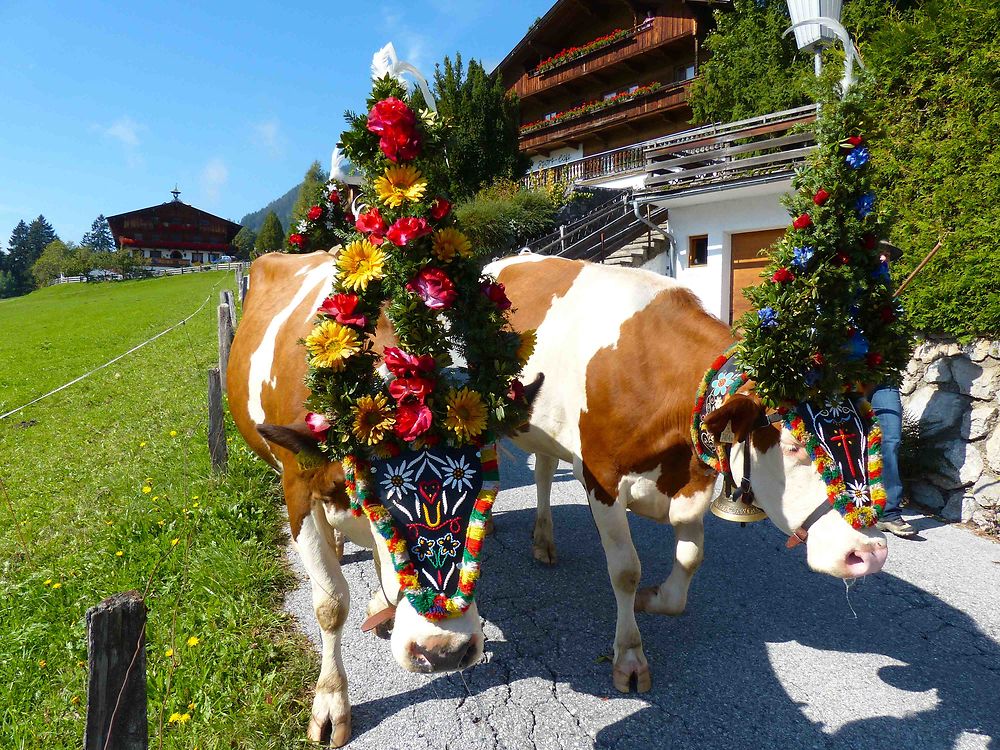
[{"xmin": 901, "ymin": 339, "xmax": 1000, "ymax": 533}]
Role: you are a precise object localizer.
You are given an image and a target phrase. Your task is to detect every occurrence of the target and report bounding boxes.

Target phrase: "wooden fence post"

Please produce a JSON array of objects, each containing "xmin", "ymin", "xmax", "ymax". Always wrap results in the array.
[
  {"xmin": 220, "ymin": 290, "xmax": 236, "ymax": 329},
  {"xmin": 239, "ymin": 273, "xmax": 249, "ymax": 306},
  {"xmin": 85, "ymin": 591, "xmax": 148, "ymax": 750},
  {"xmin": 208, "ymin": 367, "xmax": 228, "ymax": 473},
  {"xmin": 217, "ymin": 303, "xmax": 233, "ymax": 390}
]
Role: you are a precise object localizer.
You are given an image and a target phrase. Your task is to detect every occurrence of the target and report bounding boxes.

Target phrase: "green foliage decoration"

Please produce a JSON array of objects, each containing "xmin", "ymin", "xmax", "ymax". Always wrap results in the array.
[
  {"xmin": 735, "ymin": 79, "xmax": 912, "ymax": 407},
  {"xmin": 286, "ymin": 160, "xmax": 329, "ymax": 251}
]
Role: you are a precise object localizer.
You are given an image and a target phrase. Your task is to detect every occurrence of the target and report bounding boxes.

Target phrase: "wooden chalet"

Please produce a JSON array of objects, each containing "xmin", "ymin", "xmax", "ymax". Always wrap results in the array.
[
  {"xmin": 496, "ymin": 0, "xmax": 729, "ymax": 171},
  {"xmin": 107, "ymin": 189, "xmax": 241, "ymax": 268}
]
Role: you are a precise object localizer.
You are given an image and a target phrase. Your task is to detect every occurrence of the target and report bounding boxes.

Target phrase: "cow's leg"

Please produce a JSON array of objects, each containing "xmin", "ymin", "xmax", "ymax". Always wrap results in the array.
[
  {"xmin": 635, "ymin": 487, "xmax": 712, "ymax": 616},
  {"xmin": 588, "ymin": 492, "xmax": 650, "ymax": 693},
  {"xmin": 532, "ymin": 452, "xmax": 559, "ymax": 564},
  {"xmin": 297, "ymin": 506, "xmax": 352, "ymax": 746}
]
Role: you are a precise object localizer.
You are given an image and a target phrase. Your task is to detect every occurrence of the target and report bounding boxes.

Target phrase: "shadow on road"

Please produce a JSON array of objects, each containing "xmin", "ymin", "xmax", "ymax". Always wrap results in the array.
[{"xmin": 341, "ymin": 444, "xmax": 999, "ymax": 749}]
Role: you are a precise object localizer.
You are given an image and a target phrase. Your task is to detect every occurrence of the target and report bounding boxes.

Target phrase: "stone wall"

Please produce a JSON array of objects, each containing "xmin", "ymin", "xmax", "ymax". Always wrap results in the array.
[{"xmin": 901, "ymin": 339, "xmax": 1000, "ymax": 531}]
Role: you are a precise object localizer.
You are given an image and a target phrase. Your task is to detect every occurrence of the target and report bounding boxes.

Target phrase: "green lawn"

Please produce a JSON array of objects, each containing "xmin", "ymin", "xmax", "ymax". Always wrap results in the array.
[{"xmin": 0, "ymin": 274, "xmax": 315, "ymax": 748}]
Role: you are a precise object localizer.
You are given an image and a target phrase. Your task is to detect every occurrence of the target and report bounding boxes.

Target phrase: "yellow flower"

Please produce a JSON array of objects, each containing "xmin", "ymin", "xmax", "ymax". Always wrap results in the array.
[
  {"xmin": 168, "ymin": 711, "xmax": 190, "ymax": 724},
  {"xmin": 152, "ymin": 496, "xmax": 158, "ymax": 501},
  {"xmin": 141, "ymin": 486, "xmax": 152, "ymax": 494},
  {"xmin": 192, "ymin": 502, "xmax": 199, "ymax": 508},
  {"xmin": 517, "ymin": 329, "xmax": 537, "ymax": 365},
  {"xmin": 105, "ymin": 520, "xmax": 113, "ymax": 525},
  {"xmin": 444, "ymin": 387, "xmax": 488, "ymax": 441},
  {"xmin": 71, "ymin": 695, "xmax": 80, "ymax": 705},
  {"xmin": 191, "ymin": 495, "xmax": 199, "ymax": 500},
  {"xmin": 38, "ymin": 660, "xmax": 46, "ymax": 668},
  {"xmin": 139, "ymin": 441, "xmax": 147, "ymax": 448},
  {"xmin": 337, "ymin": 240, "xmax": 385, "ymax": 292},
  {"xmin": 305, "ymin": 319, "xmax": 362, "ymax": 370},
  {"xmin": 351, "ymin": 394, "xmax": 395, "ymax": 446},
  {"xmin": 432, "ymin": 228, "xmax": 472, "ymax": 262},
  {"xmin": 43, "ymin": 579, "xmax": 52, "ymax": 586},
  {"xmin": 77, "ymin": 660, "xmax": 86, "ymax": 668},
  {"xmin": 51, "ymin": 582, "xmax": 62, "ymax": 589},
  {"xmin": 165, "ymin": 648, "xmax": 174, "ymax": 657},
  {"xmin": 188, "ymin": 702, "xmax": 196, "ymax": 711},
  {"xmin": 170, "ymin": 538, "xmax": 180, "ymax": 546},
  {"xmin": 158, "ymin": 520, "xmax": 165, "ymax": 526},
  {"xmin": 115, "ymin": 550, "xmax": 123, "ymax": 557},
  {"xmin": 374, "ymin": 165, "xmax": 428, "ymax": 208},
  {"xmin": 169, "ymin": 430, "xmax": 177, "ymax": 437},
  {"xmin": 187, "ymin": 636, "xmax": 200, "ymax": 647}
]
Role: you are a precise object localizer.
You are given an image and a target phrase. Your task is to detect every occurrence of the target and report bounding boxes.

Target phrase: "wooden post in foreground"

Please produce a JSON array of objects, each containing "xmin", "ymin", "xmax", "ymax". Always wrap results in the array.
[
  {"xmin": 208, "ymin": 367, "xmax": 228, "ymax": 473},
  {"xmin": 238, "ymin": 272, "xmax": 249, "ymax": 306},
  {"xmin": 85, "ymin": 591, "xmax": 147, "ymax": 750},
  {"xmin": 220, "ymin": 290, "xmax": 236, "ymax": 329},
  {"xmin": 217, "ymin": 303, "xmax": 233, "ymax": 390}
]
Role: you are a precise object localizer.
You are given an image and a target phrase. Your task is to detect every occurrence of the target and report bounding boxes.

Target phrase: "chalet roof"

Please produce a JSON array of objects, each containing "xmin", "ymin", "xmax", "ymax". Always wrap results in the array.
[
  {"xmin": 494, "ymin": 0, "xmax": 731, "ymax": 86},
  {"xmin": 106, "ymin": 200, "xmax": 240, "ymax": 232},
  {"xmin": 106, "ymin": 199, "xmax": 242, "ymax": 248}
]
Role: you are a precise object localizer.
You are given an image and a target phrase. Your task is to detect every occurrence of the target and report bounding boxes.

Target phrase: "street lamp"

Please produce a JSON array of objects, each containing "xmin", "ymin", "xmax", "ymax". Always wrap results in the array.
[{"xmin": 784, "ymin": 0, "xmax": 861, "ymax": 92}]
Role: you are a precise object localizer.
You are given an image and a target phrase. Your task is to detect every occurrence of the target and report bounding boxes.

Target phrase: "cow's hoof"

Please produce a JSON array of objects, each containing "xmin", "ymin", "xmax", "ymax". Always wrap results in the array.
[
  {"xmin": 532, "ymin": 540, "xmax": 557, "ymax": 565},
  {"xmin": 308, "ymin": 694, "xmax": 351, "ymax": 746},
  {"xmin": 634, "ymin": 584, "xmax": 685, "ymax": 616},
  {"xmin": 612, "ymin": 650, "xmax": 651, "ymax": 693}
]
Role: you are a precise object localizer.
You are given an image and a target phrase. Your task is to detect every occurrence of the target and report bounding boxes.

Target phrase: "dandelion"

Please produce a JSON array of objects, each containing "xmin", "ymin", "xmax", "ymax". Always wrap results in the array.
[
  {"xmin": 139, "ymin": 441, "xmax": 147, "ymax": 448},
  {"xmin": 77, "ymin": 660, "xmax": 86, "ymax": 668},
  {"xmin": 115, "ymin": 550, "xmax": 123, "ymax": 557},
  {"xmin": 105, "ymin": 520, "xmax": 113, "ymax": 526},
  {"xmin": 142, "ymin": 486, "xmax": 152, "ymax": 494},
  {"xmin": 38, "ymin": 660, "xmax": 46, "ymax": 668},
  {"xmin": 188, "ymin": 702, "xmax": 196, "ymax": 710},
  {"xmin": 165, "ymin": 648, "xmax": 174, "ymax": 657},
  {"xmin": 170, "ymin": 538, "xmax": 179, "ymax": 546},
  {"xmin": 191, "ymin": 495, "xmax": 199, "ymax": 500},
  {"xmin": 187, "ymin": 636, "xmax": 200, "ymax": 647},
  {"xmin": 168, "ymin": 711, "xmax": 190, "ymax": 724},
  {"xmin": 43, "ymin": 579, "xmax": 52, "ymax": 586},
  {"xmin": 169, "ymin": 430, "xmax": 178, "ymax": 437},
  {"xmin": 152, "ymin": 495, "xmax": 158, "ymax": 501},
  {"xmin": 71, "ymin": 695, "xmax": 80, "ymax": 705},
  {"xmin": 51, "ymin": 582, "xmax": 62, "ymax": 589},
  {"xmin": 192, "ymin": 502, "xmax": 199, "ymax": 508},
  {"xmin": 158, "ymin": 520, "xmax": 166, "ymax": 526}
]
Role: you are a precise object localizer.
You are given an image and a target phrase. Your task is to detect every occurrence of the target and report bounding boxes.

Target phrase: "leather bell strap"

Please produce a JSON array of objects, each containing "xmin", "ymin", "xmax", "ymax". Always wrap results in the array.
[
  {"xmin": 361, "ymin": 605, "xmax": 397, "ymax": 633},
  {"xmin": 785, "ymin": 502, "xmax": 833, "ymax": 549}
]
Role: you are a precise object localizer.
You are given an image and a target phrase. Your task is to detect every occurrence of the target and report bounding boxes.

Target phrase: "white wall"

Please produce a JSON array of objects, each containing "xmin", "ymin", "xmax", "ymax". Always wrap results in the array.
[
  {"xmin": 530, "ymin": 146, "xmax": 584, "ymax": 170},
  {"xmin": 657, "ymin": 183, "xmax": 792, "ymax": 322}
]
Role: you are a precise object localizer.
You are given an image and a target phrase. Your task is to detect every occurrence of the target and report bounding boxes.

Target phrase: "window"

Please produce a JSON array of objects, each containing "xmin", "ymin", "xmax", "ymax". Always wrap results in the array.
[
  {"xmin": 192, "ymin": 253, "xmax": 203, "ymax": 263},
  {"xmin": 544, "ymin": 111, "xmax": 557, "ymax": 121},
  {"xmin": 676, "ymin": 63, "xmax": 697, "ymax": 82},
  {"xmin": 150, "ymin": 250, "xmax": 161, "ymax": 259},
  {"xmin": 688, "ymin": 235, "xmax": 709, "ymax": 267}
]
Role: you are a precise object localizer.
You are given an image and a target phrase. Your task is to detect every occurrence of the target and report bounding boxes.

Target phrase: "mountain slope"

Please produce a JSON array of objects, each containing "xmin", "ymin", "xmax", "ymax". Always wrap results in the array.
[{"xmin": 240, "ymin": 182, "xmax": 300, "ymax": 233}]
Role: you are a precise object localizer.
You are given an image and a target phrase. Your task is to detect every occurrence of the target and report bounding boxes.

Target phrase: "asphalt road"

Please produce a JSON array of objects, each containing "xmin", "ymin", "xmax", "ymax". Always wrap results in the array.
[{"xmin": 284, "ymin": 443, "xmax": 1000, "ymax": 750}]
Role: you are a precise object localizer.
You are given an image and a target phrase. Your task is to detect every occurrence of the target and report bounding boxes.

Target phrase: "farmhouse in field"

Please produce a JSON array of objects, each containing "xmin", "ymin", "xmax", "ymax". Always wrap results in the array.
[
  {"xmin": 498, "ymin": 0, "xmax": 816, "ymax": 324},
  {"xmin": 106, "ymin": 188, "xmax": 241, "ymax": 268}
]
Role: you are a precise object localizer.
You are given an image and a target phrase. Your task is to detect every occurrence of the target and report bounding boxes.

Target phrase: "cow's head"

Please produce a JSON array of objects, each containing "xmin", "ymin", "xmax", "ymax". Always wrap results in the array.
[
  {"xmin": 703, "ymin": 391, "xmax": 888, "ymax": 579},
  {"xmin": 258, "ymin": 422, "xmax": 484, "ymax": 675}
]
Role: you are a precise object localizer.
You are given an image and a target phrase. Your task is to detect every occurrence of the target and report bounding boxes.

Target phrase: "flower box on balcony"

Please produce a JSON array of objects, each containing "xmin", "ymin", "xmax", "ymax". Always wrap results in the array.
[
  {"xmin": 520, "ymin": 82, "xmax": 664, "ymax": 135},
  {"xmin": 529, "ymin": 19, "xmax": 653, "ymax": 77}
]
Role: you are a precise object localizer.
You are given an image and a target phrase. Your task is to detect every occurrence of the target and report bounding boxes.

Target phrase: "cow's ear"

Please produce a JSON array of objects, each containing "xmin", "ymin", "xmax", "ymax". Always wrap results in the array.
[
  {"xmin": 257, "ymin": 422, "xmax": 321, "ymax": 456},
  {"xmin": 703, "ymin": 393, "xmax": 764, "ymax": 443}
]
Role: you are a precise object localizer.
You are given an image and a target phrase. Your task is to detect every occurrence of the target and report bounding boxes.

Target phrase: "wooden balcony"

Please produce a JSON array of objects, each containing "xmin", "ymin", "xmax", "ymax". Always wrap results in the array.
[
  {"xmin": 519, "ymin": 80, "xmax": 692, "ymax": 153},
  {"xmin": 514, "ymin": 15, "xmax": 697, "ymax": 103}
]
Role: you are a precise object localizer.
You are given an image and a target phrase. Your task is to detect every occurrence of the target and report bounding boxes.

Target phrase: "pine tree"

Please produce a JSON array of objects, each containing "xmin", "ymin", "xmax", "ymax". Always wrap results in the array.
[
  {"xmin": 233, "ymin": 226, "xmax": 257, "ymax": 259},
  {"xmin": 254, "ymin": 211, "xmax": 284, "ymax": 257},
  {"xmin": 81, "ymin": 215, "xmax": 115, "ymax": 252},
  {"xmin": 5, "ymin": 216, "xmax": 58, "ymax": 295},
  {"xmin": 287, "ymin": 161, "xmax": 329, "ymax": 247}
]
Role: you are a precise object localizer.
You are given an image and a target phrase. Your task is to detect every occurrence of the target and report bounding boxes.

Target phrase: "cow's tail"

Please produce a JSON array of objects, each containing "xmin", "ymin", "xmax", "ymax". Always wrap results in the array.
[{"xmin": 517, "ymin": 373, "xmax": 545, "ymax": 432}]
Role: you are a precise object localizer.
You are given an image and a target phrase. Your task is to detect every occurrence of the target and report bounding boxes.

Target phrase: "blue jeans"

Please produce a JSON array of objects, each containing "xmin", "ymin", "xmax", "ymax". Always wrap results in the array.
[{"xmin": 871, "ymin": 386, "xmax": 904, "ymax": 518}]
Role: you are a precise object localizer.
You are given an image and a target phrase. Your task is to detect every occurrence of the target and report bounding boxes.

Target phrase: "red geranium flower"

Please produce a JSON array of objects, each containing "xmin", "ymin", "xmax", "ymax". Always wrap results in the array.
[
  {"xmin": 429, "ymin": 197, "xmax": 451, "ymax": 221},
  {"xmin": 304, "ymin": 412, "xmax": 330, "ymax": 441},
  {"xmin": 379, "ymin": 131, "xmax": 422, "ymax": 163},
  {"xmin": 848, "ymin": 135, "xmax": 864, "ymax": 146},
  {"xmin": 481, "ymin": 281, "xmax": 511, "ymax": 309},
  {"xmin": 406, "ymin": 267, "xmax": 458, "ymax": 310},
  {"xmin": 318, "ymin": 293, "xmax": 367, "ymax": 327},
  {"xmin": 386, "ymin": 216, "xmax": 432, "ymax": 246},
  {"xmin": 383, "ymin": 347, "xmax": 436, "ymax": 377},
  {"xmin": 771, "ymin": 267, "xmax": 795, "ymax": 284},
  {"xmin": 307, "ymin": 205, "xmax": 323, "ymax": 221},
  {"xmin": 329, "ymin": 189, "xmax": 341, "ymax": 205},
  {"xmin": 388, "ymin": 376, "xmax": 435, "ymax": 404},
  {"xmin": 813, "ymin": 189, "xmax": 830, "ymax": 205},
  {"xmin": 288, "ymin": 233, "xmax": 306, "ymax": 249},
  {"xmin": 394, "ymin": 403, "xmax": 432, "ymax": 442},
  {"xmin": 835, "ymin": 252, "xmax": 851, "ymax": 266},
  {"xmin": 812, "ymin": 352, "xmax": 825, "ymax": 366},
  {"xmin": 866, "ymin": 352, "xmax": 884, "ymax": 368},
  {"xmin": 355, "ymin": 208, "xmax": 387, "ymax": 241},
  {"xmin": 792, "ymin": 213, "xmax": 813, "ymax": 230}
]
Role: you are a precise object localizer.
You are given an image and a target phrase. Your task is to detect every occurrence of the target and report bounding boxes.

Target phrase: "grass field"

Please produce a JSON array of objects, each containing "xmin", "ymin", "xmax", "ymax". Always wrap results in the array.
[{"xmin": 0, "ymin": 273, "xmax": 315, "ymax": 748}]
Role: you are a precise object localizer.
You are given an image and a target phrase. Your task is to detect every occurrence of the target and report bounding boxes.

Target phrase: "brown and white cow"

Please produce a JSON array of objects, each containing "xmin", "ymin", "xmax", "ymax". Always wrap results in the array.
[
  {"xmin": 228, "ymin": 251, "xmax": 484, "ymax": 746},
  {"xmin": 485, "ymin": 253, "xmax": 889, "ymax": 694}
]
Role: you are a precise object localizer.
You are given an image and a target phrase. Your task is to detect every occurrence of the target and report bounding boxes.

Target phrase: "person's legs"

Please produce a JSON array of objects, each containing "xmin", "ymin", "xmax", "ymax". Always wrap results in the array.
[{"xmin": 870, "ymin": 386, "xmax": 915, "ymax": 537}]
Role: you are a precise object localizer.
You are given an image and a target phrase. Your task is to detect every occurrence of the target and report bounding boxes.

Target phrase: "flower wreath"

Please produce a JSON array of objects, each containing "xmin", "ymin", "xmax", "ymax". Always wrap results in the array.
[
  {"xmin": 343, "ymin": 443, "xmax": 500, "ymax": 619},
  {"xmin": 299, "ymin": 76, "xmax": 534, "ymax": 463},
  {"xmin": 285, "ymin": 178, "xmax": 351, "ymax": 254}
]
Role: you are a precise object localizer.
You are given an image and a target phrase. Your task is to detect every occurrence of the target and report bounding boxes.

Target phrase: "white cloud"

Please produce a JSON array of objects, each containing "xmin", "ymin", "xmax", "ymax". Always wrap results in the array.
[
  {"xmin": 200, "ymin": 158, "xmax": 228, "ymax": 203},
  {"xmin": 103, "ymin": 117, "xmax": 141, "ymax": 147},
  {"xmin": 251, "ymin": 118, "xmax": 283, "ymax": 157}
]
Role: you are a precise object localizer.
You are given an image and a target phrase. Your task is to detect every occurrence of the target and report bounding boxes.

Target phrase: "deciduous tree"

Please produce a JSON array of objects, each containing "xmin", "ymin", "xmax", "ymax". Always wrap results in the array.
[{"xmin": 254, "ymin": 211, "xmax": 284, "ymax": 257}]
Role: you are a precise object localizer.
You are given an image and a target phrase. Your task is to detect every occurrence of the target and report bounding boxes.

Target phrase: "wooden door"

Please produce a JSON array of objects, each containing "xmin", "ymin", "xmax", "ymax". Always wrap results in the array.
[{"xmin": 730, "ymin": 229, "xmax": 785, "ymax": 325}]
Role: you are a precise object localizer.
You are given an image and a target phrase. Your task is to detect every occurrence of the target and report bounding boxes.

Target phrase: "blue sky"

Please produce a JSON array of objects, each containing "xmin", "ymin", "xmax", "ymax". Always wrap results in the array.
[{"xmin": 0, "ymin": 0, "xmax": 550, "ymax": 245}]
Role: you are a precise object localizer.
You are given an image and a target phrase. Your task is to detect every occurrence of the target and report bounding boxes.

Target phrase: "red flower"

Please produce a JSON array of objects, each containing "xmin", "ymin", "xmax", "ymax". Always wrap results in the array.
[
  {"xmin": 329, "ymin": 189, "xmax": 341, "ymax": 205},
  {"xmin": 835, "ymin": 253, "xmax": 851, "ymax": 266},
  {"xmin": 379, "ymin": 131, "xmax": 422, "ymax": 163},
  {"xmin": 792, "ymin": 213, "xmax": 813, "ymax": 230},
  {"xmin": 811, "ymin": 352, "xmax": 825, "ymax": 366},
  {"xmin": 407, "ymin": 267, "xmax": 458, "ymax": 310},
  {"xmin": 355, "ymin": 208, "xmax": 387, "ymax": 241},
  {"xmin": 866, "ymin": 352, "xmax": 884, "ymax": 368},
  {"xmin": 388, "ymin": 376, "xmax": 435, "ymax": 404},
  {"xmin": 481, "ymin": 281, "xmax": 511, "ymax": 309},
  {"xmin": 318, "ymin": 293, "xmax": 367, "ymax": 327},
  {"xmin": 304, "ymin": 412, "xmax": 330, "ymax": 441},
  {"xmin": 383, "ymin": 347, "xmax": 436, "ymax": 377},
  {"xmin": 771, "ymin": 267, "xmax": 795, "ymax": 284},
  {"xmin": 394, "ymin": 403, "xmax": 432, "ymax": 442},
  {"xmin": 307, "ymin": 205, "xmax": 323, "ymax": 221},
  {"xmin": 386, "ymin": 216, "xmax": 432, "ymax": 246},
  {"xmin": 879, "ymin": 307, "xmax": 896, "ymax": 323},
  {"xmin": 813, "ymin": 189, "xmax": 830, "ymax": 205},
  {"xmin": 862, "ymin": 233, "xmax": 878, "ymax": 250},
  {"xmin": 429, "ymin": 197, "xmax": 451, "ymax": 221},
  {"xmin": 288, "ymin": 233, "xmax": 306, "ymax": 249},
  {"xmin": 367, "ymin": 97, "xmax": 416, "ymax": 136},
  {"xmin": 508, "ymin": 378, "xmax": 525, "ymax": 402},
  {"xmin": 848, "ymin": 135, "xmax": 864, "ymax": 147}
]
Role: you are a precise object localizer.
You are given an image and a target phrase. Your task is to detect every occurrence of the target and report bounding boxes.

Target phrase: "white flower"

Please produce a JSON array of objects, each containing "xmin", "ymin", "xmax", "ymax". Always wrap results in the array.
[
  {"xmin": 441, "ymin": 454, "xmax": 476, "ymax": 492},
  {"xmin": 846, "ymin": 481, "xmax": 870, "ymax": 504},
  {"xmin": 297, "ymin": 219, "xmax": 310, "ymax": 233},
  {"xmin": 379, "ymin": 459, "xmax": 416, "ymax": 502}
]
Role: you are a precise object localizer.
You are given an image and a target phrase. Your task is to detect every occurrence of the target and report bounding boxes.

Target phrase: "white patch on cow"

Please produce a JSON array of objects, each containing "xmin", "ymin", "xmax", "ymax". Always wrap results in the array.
[
  {"xmin": 502, "ymin": 258, "xmax": 680, "ymax": 460},
  {"xmin": 483, "ymin": 252, "xmax": 547, "ymax": 280},
  {"xmin": 766, "ymin": 642, "xmax": 938, "ymax": 734},
  {"xmin": 247, "ymin": 260, "xmax": 335, "ymax": 431}
]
